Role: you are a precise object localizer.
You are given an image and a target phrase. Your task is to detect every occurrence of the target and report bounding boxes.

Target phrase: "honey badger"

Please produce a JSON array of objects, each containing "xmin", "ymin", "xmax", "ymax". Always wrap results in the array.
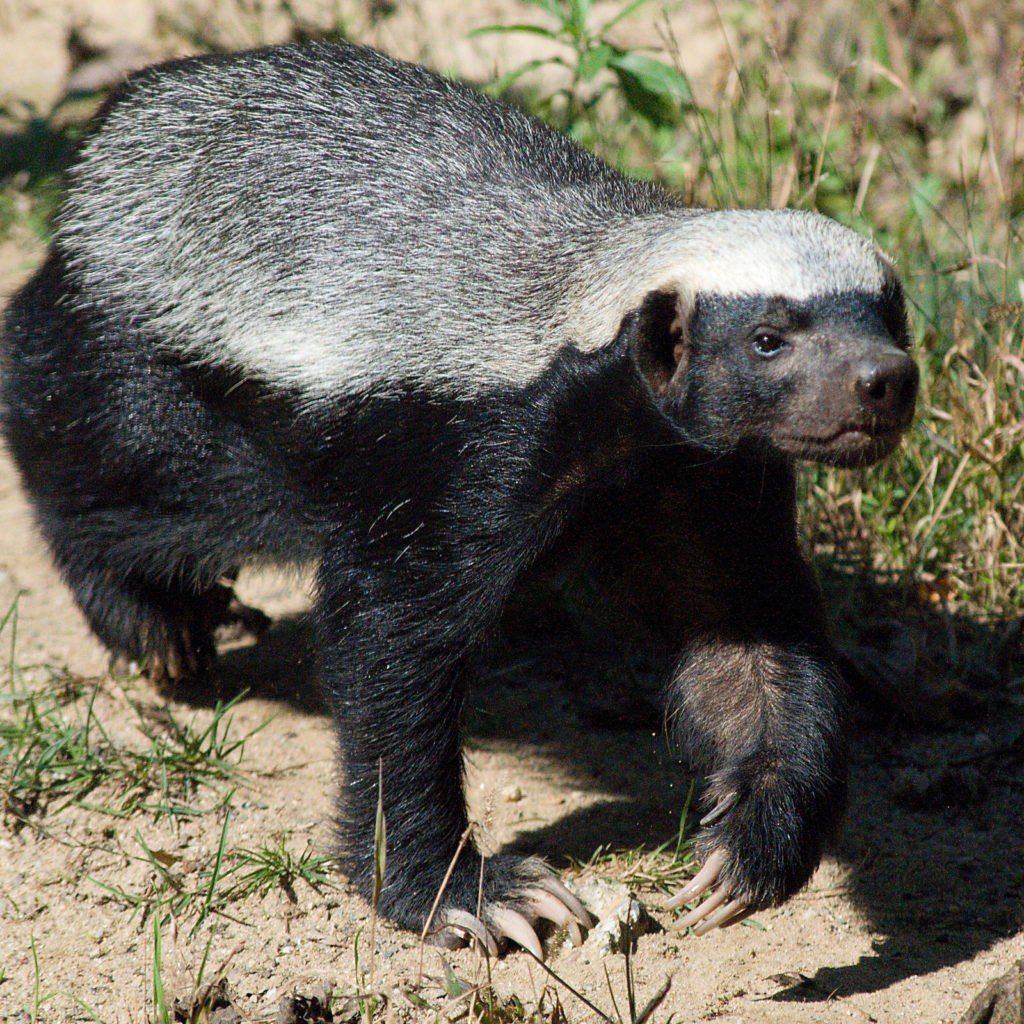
[{"xmin": 1, "ymin": 40, "xmax": 918, "ymax": 955}]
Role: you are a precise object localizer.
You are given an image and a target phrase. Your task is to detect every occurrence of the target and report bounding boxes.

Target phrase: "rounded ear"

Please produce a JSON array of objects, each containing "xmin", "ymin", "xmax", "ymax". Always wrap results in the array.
[{"xmin": 626, "ymin": 288, "xmax": 693, "ymax": 399}]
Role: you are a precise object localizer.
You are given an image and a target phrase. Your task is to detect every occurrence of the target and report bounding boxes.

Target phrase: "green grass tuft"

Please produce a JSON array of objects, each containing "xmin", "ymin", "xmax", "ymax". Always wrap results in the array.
[
  {"xmin": 222, "ymin": 833, "xmax": 336, "ymax": 902},
  {"xmin": 0, "ymin": 600, "xmax": 268, "ymax": 825}
]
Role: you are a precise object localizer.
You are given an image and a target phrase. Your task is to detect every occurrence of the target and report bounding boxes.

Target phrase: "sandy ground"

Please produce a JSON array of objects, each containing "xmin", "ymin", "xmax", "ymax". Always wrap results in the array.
[{"xmin": 0, "ymin": 3, "xmax": 1023, "ymax": 1022}]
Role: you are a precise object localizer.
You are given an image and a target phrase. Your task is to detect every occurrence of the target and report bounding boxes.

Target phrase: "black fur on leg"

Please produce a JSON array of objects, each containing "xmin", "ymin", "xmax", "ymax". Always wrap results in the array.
[
  {"xmin": 562, "ymin": 445, "xmax": 850, "ymax": 921},
  {"xmin": 310, "ymin": 346, "xmax": 648, "ymax": 940},
  {"xmin": 0, "ymin": 253, "xmax": 296, "ymax": 685},
  {"xmin": 315, "ymin": 499, "xmax": 559, "ymax": 932}
]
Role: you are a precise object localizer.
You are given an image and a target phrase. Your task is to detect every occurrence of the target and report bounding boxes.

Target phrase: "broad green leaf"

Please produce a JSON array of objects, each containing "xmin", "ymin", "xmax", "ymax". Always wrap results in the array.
[
  {"xmin": 608, "ymin": 52, "xmax": 692, "ymax": 126},
  {"xmin": 609, "ymin": 52, "xmax": 692, "ymax": 103},
  {"xmin": 578, "ymin": 42, "xmax": 616, "ymax": 81}
]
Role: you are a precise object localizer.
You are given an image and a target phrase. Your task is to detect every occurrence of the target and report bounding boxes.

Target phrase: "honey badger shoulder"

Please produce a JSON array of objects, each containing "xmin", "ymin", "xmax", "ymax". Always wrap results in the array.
[{"xmin": 1, "ymin": 39, "xmax": 918, "ymax": 953}]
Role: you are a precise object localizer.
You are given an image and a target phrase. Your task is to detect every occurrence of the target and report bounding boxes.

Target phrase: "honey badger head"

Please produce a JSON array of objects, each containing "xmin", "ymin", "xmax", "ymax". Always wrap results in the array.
[{"xmin": 625, "ymin": 210, "xmax": 918, "ymax": 467}]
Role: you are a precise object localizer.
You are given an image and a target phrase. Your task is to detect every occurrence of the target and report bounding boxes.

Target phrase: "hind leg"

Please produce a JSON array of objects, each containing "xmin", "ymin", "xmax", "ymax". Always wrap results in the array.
[
  {"xmin": 3, "ymin": 253, "xmax": 281, "ymax": 686},
  {"xmin": 29, "ymin": 452, "xmax": 276, "ymax": 688},
  {"xmin": 39, "ymin": 509, "xmax": 271, "ymax": 687}
]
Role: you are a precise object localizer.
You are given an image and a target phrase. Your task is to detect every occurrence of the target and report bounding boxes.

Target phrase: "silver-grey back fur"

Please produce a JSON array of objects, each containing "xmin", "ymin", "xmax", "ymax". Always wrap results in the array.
[{"xmin": 58, "ymin": 41, "xmax": 891, "ymax": 402}]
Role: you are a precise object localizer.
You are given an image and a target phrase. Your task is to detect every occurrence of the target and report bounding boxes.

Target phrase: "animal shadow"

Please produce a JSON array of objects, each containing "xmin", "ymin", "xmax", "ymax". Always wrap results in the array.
[{"xmin": 193, "ymin": 562, "xmax": 1021, "ymax": 1001}]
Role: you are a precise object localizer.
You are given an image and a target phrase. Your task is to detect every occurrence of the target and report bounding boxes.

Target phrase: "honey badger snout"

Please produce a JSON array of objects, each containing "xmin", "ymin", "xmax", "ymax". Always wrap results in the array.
[
  {"xmin": 852, "ymin": 349, "xmax": 918, "ymax": 421},
  {"xmin": 773, "ymin": 334, "xmax": 919, "ymax": 467}
]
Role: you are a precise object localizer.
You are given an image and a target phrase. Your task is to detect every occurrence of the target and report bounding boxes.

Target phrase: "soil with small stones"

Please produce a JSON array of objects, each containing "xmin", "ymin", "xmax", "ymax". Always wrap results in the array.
[{"xmin": 1, "ymin": 4, "xmax": 1023, "ymax": 1021}]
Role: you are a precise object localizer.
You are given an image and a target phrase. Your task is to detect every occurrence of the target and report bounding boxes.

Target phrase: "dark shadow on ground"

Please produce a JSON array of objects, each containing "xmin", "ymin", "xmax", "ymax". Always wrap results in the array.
[
  {"xmin": 493, "ymin": 566, "xmax": 1024, "ymax": 1003},
  {"xmin": 764, "ymin": 564, "xmax": 1024, "ymax": 1002},
  {"xmin": 216, "ymin": 615, "xmax": 322, "ymax": 712},
  {"xmin": 191, "ymin": 562, "xmax": 1023, "ymax": 1003}
]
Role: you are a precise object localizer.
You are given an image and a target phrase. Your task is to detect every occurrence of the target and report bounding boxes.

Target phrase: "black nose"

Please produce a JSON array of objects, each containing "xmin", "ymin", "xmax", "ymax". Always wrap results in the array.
[{"xmin": 853, "ymin": 351, "xmax": 919, "ymax": 419}]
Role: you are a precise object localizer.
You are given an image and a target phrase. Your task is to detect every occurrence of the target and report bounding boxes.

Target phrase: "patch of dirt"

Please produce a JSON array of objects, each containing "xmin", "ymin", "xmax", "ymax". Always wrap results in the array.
[{"xmin": 0, "ymin": 4, "xmax": 1022, "ymax": 1022}]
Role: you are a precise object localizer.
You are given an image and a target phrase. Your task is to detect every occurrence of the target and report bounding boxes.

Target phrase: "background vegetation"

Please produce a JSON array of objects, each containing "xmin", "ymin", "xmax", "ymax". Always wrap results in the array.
[
  {"xmin": 0, "ymin": 0, "xmax": 1021, "ymax": 1019},
  {"xmin": 476, "ymin": 0, "xmax": 1023, "ymax": 712}
]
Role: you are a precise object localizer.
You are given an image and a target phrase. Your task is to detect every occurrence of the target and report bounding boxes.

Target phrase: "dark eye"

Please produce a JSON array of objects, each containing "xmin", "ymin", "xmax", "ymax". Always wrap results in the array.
[{"xmin": 752, "ymin": 331, "xmax": 787, "ymax": 359}]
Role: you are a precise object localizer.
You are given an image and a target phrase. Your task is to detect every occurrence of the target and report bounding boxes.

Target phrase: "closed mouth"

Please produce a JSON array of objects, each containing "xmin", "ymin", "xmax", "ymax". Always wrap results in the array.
[
  {"xmin": 786, "ymin": 424, "xmax": 900, "ymax": 446},
  {"xmin": 777, "ymin": 420, "xmax": 909, "ymax": 466}
]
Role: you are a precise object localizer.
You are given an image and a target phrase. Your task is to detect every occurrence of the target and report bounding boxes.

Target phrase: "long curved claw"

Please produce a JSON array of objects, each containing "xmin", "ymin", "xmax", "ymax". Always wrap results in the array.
[
  {"xmin": 678, "ymin": 886, "xmax": 731, "ymax": 930},
  {"xmin": 692, "ymin": 897, "xmax": 747, "ymax": 936},
  {"xmin": 429, "ymin": 865, "xmax": 593, "ymax": 960},
  {"xmin": 489, "ymin": 906, "xmax": 544, "ymax": 960},
  {"xmin": 148, "ymin": 652, "xmax": 176, "ymax": 689},
  {"xmin": 438, "ymin": 909, "xmax": 500, "ymax": 957},
  {"xmin": 699, "ymin": 792, "xmax": 737, "ymax": 827},
  {"xmin": 178, "ymin": 625, "xmax": 202, "ymax": 678},
  {"xmin": 532, "ymin": 874, "xmax": 594, "ymax": 929},
  {"xmin": 164, "ymin": 642, "xmax": 185, "ymax": 682},
  {"xmin": 520, "ymin": 888, "xmax": 584, "ymax": 947},
  {"xmin": 525, "ymin": 888, "xmax": 573, "ymax": 929},
  {"xmin": 721, "ymin": 906, "xmax": 756, "ymax": 929},
  {"xmin": 666, "ymin": 849, "xmax": 727, "ymax": 910}
]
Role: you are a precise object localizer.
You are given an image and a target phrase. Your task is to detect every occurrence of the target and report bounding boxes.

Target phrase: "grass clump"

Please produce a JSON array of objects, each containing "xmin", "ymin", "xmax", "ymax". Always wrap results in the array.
[
  {"xmin": 89, "ymin": 821, "xmax": 337, "ymax": 938},
  {"xmin": 573, "ymin": 793, "xmax": 697, "ymax": 897},
  {"xmin": 222, "ymin": 833, "xmax": 336, "ymax": 902},
  {"xmin": 0, "ymin": 674, "xmax": 259, "ymax": 823},
  {"xmin": 0, "ymin": 601, "xmax": 264, "ymax": 824},
  {"xmin": 90, "ymin": 814, "xmax": 235, "ymax": 933}
]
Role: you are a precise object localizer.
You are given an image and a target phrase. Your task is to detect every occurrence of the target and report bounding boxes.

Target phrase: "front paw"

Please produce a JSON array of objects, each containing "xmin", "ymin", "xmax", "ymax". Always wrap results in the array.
[
  {"xmin": 426, "ymin": 856, "xmax": 593, "ymax": 958},
  {"xmin": 667, "ymin": 760, "xmax": 845, "ymax": 935}
]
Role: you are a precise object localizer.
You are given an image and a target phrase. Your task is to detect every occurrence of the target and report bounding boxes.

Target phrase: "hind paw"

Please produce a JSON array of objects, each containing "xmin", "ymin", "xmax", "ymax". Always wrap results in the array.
[
  {"xmin": 210, "ymin": 582, "xmax": 272, "ymax": 645},
  {"xmin": 107, "ymin": 580, "xmax": 271, "ymax": 688},
  {"xmin": 108, "ymin": 620, "xmax": 212, "ymax": 687}
]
